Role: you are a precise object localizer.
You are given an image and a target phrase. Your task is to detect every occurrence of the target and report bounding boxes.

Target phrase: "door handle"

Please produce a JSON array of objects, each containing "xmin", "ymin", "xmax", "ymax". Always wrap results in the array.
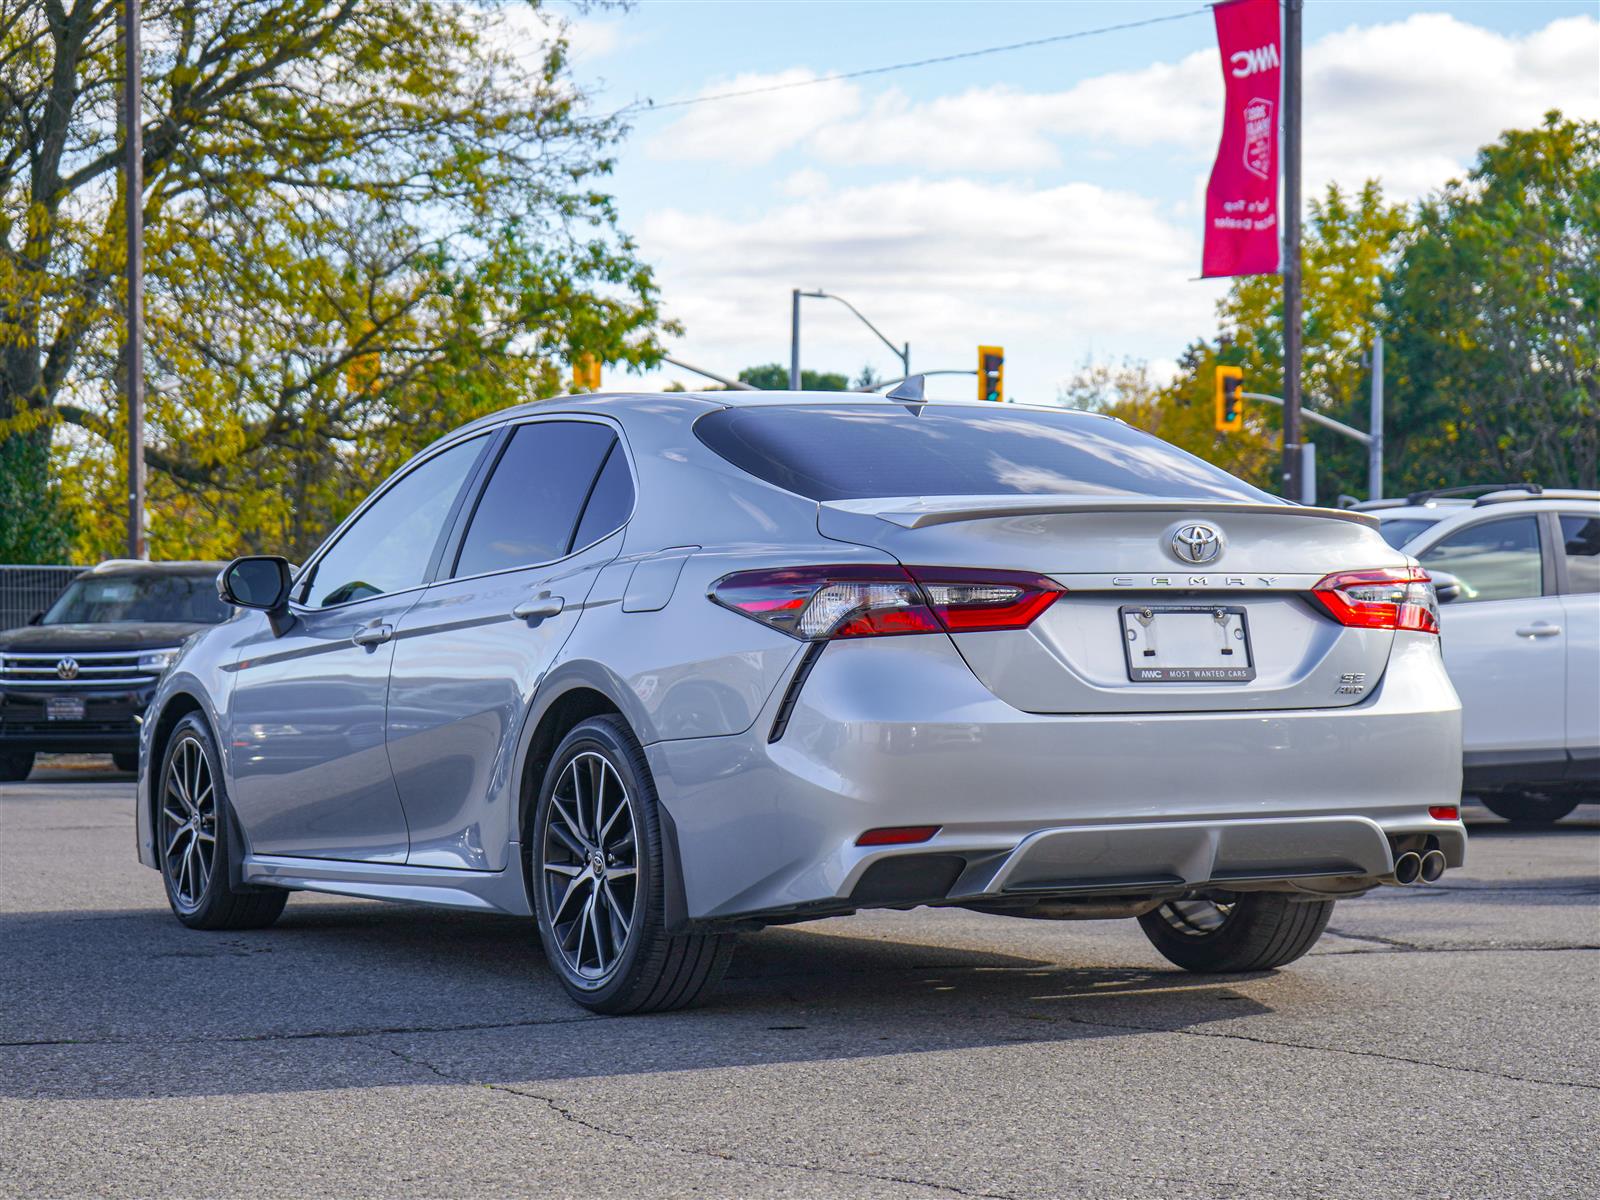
[
  {"xmin": 352, "ymin": 621, "xmax": 393, "ymax": 647},
  {"xmin": 512, "ymin": 594, "xmax": 565, "ymax": 621},
  {"xmin": 1515, "ymin": 623, "xmax": 1561, "ymax": 638}
]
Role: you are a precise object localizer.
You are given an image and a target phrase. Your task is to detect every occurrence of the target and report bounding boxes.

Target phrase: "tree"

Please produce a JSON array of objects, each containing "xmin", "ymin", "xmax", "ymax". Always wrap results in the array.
[
  {"xmin": 737, "ymin": 363, "xmax": 849, "ymax": 391},
  {"xmin": 1063, "ymin": 183, "xmax": 1410, "ymax": 499},
  {"xmin": 0, "ymin": 0, "xmax": 671, "ymax": 563},
  {"xmin": 1385, "ymin": 113, "xmax": 1598, "ymax": 491}
]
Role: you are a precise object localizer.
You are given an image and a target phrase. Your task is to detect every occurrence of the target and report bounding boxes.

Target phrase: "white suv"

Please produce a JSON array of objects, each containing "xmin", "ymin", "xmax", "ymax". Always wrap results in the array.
[{"xmin": 1362, "ymin": 486, "xmax": 1599, "ymax": 824}]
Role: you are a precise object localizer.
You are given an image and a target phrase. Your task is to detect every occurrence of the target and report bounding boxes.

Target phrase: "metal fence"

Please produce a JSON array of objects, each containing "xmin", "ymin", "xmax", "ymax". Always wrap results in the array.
[{"xmin": 0, "ymin": 565, "xmax": 82, "ymax": 632}]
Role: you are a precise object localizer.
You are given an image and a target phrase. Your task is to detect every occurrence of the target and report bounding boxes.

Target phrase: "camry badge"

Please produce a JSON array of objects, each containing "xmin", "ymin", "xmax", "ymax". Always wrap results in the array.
[
  {"xmin": 56, "ymin": 657, "xmax": 80, "ymax": 680},
  {"xmin": 1171, "ymin": 524, "xmax": 1223, "ymax": 565}
]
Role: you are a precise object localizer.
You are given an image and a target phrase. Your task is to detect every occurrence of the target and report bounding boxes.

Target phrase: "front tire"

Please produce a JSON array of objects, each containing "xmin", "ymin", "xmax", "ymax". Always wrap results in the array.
[
  {"xmin": 1138, "ymin": 893, "xmax": 1333, "ymax": 973},
  {"xmin": 157, "ymin": 713, "xmax": 287, "ymax": 930},
  {"xmin": 1479, "ymin": 790, "xmax": 1580, "ymax": 827},
  {"xmin": 531, "ymin": 715, "xmax": 734, "ymax": 1014},
  {"xmin": 0, "ymin": 751, "xmax": 34, "ymax": 782}
]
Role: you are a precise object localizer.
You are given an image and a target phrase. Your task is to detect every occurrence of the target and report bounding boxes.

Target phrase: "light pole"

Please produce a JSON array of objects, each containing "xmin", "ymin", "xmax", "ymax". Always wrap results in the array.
[
  {"xmin": 1280, "ymin": 0, "xmax": 1304, "ymax": 502},
  {"xmin": 123, "ymin": 0, "xmax": 145, "ymax": 559},
  {"xmin": 789, "ymin": 290, "xmax": 909, "ymax": 390}
]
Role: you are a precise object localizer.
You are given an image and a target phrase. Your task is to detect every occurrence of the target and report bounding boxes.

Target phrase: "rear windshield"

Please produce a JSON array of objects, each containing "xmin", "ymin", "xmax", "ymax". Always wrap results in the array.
[
  {"xmin": 694, "ymin": 405, "xmax": 1279, "ymax": 503},
  {"xmin": 44, "ymin": 574, "xmax": 230, "ymax": 625},
  {"xmin": 1376, "ymin": 516, "xmax": 1442, "ymax": 550}
]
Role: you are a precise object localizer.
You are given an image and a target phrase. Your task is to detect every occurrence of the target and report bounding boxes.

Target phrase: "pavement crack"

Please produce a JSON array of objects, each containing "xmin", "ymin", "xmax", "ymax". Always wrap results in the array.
[
  {"xmin": 1324, "ymin": 927, "xmax": 1423, "ymax": 950},
  {"xmin": 0, "ymin": 1014, "xmax": 600, "ymax": 1049},
  {"xmin": 1041, "ymin": 1014, "xmax": 1600, "ymax": 1092},
  {"xmin": 1316, "ymin": 942, "xmax": 1600, "ymax": 956},
  {"xmin": 370, "ymin": 1041, "xmax": 1022, "ymax": 1198}
]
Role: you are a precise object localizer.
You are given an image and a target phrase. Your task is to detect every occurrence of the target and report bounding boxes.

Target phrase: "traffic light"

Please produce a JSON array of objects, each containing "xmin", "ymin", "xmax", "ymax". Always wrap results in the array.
[
  {"xmin": 978, "ymin": 345, "xmax": 1004, "ymax": 402},
  {"xmin": 1214, "ymin": 365, "xmax": 1244, "ymax": 431},
  {"xmin": 571, "ymin": 354, "xmax": 601, "ymax": 393}
]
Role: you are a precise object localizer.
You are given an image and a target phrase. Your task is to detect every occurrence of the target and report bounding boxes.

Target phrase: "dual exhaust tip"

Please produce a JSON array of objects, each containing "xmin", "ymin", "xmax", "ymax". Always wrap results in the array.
[{"xmin": 1392, "ymin": 849, "xmax": 1446, "ymax": 885}]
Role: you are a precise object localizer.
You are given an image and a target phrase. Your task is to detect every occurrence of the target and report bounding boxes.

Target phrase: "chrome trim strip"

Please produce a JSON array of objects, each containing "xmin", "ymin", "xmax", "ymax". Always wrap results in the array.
[
  {"xmin": 0, "ymin": 649, "xmax": 173, "ymax": 660},
  {"xmin": 0, "ymin": 677, "xmax": 156, "ymax": 687}
]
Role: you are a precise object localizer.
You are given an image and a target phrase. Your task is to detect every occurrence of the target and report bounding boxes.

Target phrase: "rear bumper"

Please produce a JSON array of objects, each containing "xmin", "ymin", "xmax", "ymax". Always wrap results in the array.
[
  {"xmin": 648, "ymin": 631, "xmax": 1463, "ymax": 923},
  {"xmin": 0, "ymin": 685, "xmax": 154, "ymax": 754}
]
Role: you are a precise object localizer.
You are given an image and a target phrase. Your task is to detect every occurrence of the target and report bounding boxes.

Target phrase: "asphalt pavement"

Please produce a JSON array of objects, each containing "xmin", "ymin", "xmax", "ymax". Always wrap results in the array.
[{"xmin": 2, "ymin": 759, "xmax": 1597, "ymax": 1199}]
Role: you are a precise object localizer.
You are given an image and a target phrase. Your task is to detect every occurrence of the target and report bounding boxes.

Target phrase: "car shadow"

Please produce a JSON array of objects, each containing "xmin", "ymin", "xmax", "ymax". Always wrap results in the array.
[{"xmin": 1, "ymin": 899, "xmax": 1274, "ymax": 1102}]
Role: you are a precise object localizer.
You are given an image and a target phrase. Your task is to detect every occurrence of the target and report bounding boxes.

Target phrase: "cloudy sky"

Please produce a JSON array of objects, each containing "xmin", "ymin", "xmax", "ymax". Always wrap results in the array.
[{"xmin": 531, "ymin": 0, "xmax": 1599, "ymax": 402}]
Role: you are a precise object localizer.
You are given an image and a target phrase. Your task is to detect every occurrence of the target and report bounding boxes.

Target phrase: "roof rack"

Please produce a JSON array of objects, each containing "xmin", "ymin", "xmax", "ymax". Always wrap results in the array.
[
  {"xmin": 1474, "ymin": 487, "xmax": 1600, "ymax": 506},
  {"xmin": 1404, "ymin": 483, "xmax": 1541, "ymax": 505}
]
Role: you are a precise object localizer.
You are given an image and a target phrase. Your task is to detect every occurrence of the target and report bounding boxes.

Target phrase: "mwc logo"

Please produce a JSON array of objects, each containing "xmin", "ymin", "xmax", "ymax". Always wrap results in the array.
[{"xmin": 1229, "ymin": 43, "xmax": 1281, "ymax": 78}]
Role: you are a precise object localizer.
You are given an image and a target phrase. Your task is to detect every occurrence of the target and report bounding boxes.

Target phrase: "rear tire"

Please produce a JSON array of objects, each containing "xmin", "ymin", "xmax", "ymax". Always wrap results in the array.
[
  {"xmin": 531, "ymin": 715, "xmax": 734, "ymax": 1014},
  {"xmin": 112, "ymin": 752, "xmax": 139, "ymax": 774},
  {"xmin": 1138, "ymin": 893, "xmax": 1333, "ymax": 973},
  {"xmin": 1479, "ymin": 790, "xmax": 1579, "ymax": 827},
  {"xmin": 0, "ymin": 752, "xmax": 34, "ymax": 782},
  {"xmin": 157, "ymin": 713, "xmax": 287, "ymax": 931}
]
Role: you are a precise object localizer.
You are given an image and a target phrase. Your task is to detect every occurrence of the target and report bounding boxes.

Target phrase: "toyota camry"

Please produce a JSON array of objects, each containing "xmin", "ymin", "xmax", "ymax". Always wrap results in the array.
[{"xmin": 135, "ymin": 386, "xmax": 1464, "ymax": 1013}]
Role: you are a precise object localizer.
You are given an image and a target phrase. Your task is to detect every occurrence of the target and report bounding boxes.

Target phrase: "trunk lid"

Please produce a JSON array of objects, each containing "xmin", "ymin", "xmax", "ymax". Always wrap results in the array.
[{"xmin": 819, "ymin": 496, "xmax": 1408, "ymax": 714}]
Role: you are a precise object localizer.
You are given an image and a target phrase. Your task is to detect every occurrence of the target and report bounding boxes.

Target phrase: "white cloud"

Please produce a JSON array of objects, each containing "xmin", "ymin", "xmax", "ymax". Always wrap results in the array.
[
  {"xmin": 626, "ymin": 11, "xmax": 1597, "ymax": 400},
  {"xmin": 647, "ymin": 71, "xmax": 862, "ymax": 165},
  {"xmin": 1301, "ymin": 13, "xmax": 1600, "ymax": 196},
  {"xmin": 779, "ymin": 168, "xmax": 831, "ymax": 198},
  {"xmin": 646, "ymin": 13, "xmax": 1599, "ymax": 197},
  {"xmin": 639, "ymin": 177, "xmax": 1221, "ymax": 403}
]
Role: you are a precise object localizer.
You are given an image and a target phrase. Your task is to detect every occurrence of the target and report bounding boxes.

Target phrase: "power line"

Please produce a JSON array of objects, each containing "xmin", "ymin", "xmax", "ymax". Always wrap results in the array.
[{"xmin": 612, "ymin": 8, "xmax": 1210, "ymax": 118}]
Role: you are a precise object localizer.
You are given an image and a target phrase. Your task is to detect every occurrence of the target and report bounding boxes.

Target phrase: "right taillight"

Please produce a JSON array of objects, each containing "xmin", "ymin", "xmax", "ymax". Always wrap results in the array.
[
  {"xmin": 1311, "ymin": 566, "xmax": 1439, "ymax": 634},
  {"xmin": 710, "ymin": 565, "xmax": 1063, "ymax": 641}
]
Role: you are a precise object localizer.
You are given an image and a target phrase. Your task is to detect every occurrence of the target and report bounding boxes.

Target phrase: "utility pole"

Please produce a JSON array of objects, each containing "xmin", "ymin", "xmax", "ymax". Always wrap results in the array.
[
  {"xmin": 789, "ymin": 289, "xmax": 801, "ymax": 390},
  {"xmin": 1368, "ymin": 333, "xmax": 1384, "ymax": 501},
  {"xmin": 123, "ymin": 0, "xmax": 146, "ymax": 559},
  {"xmin": 1281, "ymin": 0, "xmax": 1303, "ymax": 503}
]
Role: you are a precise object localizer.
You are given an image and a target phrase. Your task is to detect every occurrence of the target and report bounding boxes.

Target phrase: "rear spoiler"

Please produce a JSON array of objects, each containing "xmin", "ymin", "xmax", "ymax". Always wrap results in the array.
[{"xmin": 820, "ymin": 495, "xmax": 1381, "ymax": 530}]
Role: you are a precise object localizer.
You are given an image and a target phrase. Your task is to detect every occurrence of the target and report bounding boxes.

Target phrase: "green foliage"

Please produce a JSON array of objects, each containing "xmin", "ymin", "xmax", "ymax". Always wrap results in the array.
[
  {"xmin": 1075, "ymin": 117, "xmax": 1597, "ymax": 501},
  {"xmin": 1, "ymin": 0, "xmax": 673, "ymax": 563},
  {"xmin": 738, "ymin": 363, "xmax": 850, "ymax": 391},
  {"xmin": 1385, "ymin": 113, "xmax": 1598, "ymax": 492},
  {"xmin": 0, "ymin": 427, "xmax": 72, "ymax": 563}
]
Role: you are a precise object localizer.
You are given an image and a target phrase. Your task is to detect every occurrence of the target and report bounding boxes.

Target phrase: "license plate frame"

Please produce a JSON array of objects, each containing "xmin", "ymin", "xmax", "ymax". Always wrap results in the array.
[
  {"xmin": 46, "ymin": 695, "xmax": 87, "ymax": 721},
  {"xmin": 1120, "ymin": 604, "xmax": 1255, "ymax": 683}
]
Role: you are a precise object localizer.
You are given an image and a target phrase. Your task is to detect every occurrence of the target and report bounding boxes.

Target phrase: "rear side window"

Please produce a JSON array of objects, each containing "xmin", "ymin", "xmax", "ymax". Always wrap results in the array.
[
  {"xmin": 571, "ymin": 442, "xmax": 635, "ymax": 551},
  {"xmin": 693, "ymin": 405, "xmax": 1277, "ymax": 503},
  {"xmin": 454, "ymin": 421, "xmax": 617, "ymax": 577},
  {"xmin": 1376, "ymin": 517, "xmax": 1440, "ymax": 550},
  {"xmin": 1560, "ymin": 514, "xmax": 1599, "ymax": 593},
  {"xmin": 1418, "ymin": 516, "xmax": 1542, "ymax": 603}
]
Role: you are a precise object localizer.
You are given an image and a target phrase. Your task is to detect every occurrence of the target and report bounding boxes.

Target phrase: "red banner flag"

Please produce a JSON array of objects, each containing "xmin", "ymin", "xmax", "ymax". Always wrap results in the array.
[{"xmin": 1201, "ymin": 0, "xmax": 1281, "ymax": 277}]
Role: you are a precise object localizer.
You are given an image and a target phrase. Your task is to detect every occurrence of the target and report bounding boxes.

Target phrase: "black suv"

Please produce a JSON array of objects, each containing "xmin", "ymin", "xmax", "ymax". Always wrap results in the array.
[{"xmin": 0, "ymin": 560, "xmax": 230, "ymax": 780}]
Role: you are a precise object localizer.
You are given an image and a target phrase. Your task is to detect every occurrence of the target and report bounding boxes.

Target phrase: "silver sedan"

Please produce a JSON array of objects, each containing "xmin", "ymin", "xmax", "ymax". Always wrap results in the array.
[{"xmin": 136, "ymin": 390, "xmax": 1464, "ymax": 1013}]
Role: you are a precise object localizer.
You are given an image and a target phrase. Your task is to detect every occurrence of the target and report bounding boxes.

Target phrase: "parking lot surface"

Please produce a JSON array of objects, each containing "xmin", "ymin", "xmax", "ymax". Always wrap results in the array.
[{"xmin": 2, "ymin": 761, "xmax": 1597, "ymax": 1199}]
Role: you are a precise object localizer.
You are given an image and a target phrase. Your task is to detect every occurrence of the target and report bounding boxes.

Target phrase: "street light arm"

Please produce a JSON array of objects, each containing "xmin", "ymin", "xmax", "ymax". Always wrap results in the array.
[
  {"xmin": 857, "ymin": 369, "xmax": 977, "ymax": 393},
  {"xmin": 661, "ymin": 355, "xmax": 759, "ymax": 391},
  {"xmin": 800, "ymin": 291, "xmax": 909, "ymax": 373},
  {"xmin": 1240, "ymin": 391, "xmax": 1371, "ymax": 446}
]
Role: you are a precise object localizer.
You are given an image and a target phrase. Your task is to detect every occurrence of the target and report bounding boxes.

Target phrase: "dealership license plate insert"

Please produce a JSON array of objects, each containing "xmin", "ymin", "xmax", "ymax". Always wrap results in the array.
[
  {"xmin": 1120, "ymin": 604, "xmax": 1255, "ymax": 683},
  {"xmin": 46, "ymin": 696, "xmax": 87, "ymax": 721}
]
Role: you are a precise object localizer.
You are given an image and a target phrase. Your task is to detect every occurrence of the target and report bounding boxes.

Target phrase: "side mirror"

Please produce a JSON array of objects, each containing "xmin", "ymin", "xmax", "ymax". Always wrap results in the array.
[
  {"xmin": 218, "ymin": 556, "xmax": 295, "ymax": 634},
  {"xmin": 1425, "ymin": 570, "xmax": 1462, "ymax": 605}
]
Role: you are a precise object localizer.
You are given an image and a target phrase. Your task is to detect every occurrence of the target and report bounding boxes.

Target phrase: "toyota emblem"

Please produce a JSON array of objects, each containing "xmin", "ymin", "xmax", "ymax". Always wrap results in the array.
[
  {"xmin": 1170, "ymin": 524, "xmax": 1223, "ymax": 565},
  {"xmin": 56, "ymin": 657, "xmax": 80, "ymax": 680}
]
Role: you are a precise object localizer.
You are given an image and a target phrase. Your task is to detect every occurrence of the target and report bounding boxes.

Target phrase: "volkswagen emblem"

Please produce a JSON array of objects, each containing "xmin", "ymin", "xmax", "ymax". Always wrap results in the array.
[
  {"xmin": 56, "ymin": 657, "xmax": 80, "ymax": 681},
  {"xmin": 1170, "ymin": 524, "xmax": 1223, "ymax": 565}
]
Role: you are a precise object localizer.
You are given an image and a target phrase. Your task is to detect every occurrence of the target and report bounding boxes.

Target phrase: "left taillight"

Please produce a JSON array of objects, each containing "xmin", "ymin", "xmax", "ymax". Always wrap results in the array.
[
  {"xmin": 1311, "ymin": 566, "xmax": 1439, "ymax": 634},
  {"xmin": 709, "ymin": 565, "xmax": 1063, "ymax": 641}
]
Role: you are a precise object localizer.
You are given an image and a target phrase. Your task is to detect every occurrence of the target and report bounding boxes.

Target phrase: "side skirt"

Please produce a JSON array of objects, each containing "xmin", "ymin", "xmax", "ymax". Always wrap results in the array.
[{"xmin": 240, "ymin": 843, "xmax": 533, "ymax": 916}]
